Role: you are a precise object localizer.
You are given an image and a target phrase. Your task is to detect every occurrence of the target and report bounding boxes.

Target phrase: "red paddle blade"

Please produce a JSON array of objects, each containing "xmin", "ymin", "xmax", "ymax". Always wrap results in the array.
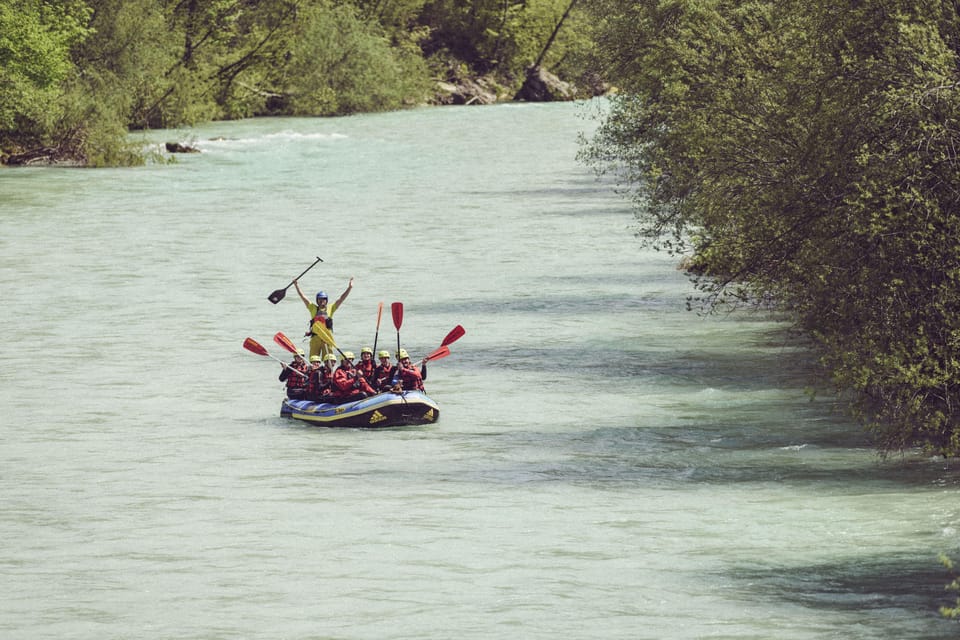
[
  {"xmin": 425, "ymin": 345, "xmax": 451, "ymax": 362},
  {"xmin": 440, "ymin": 325, "xmax": 465, "ymax": 347},
  {"xmin": 391, "ymin": 302, "xmax": 403, "ymax": 330},
  {"xmin": 243, "ymin": 337, "xmax": 269, "ymax": 356},
  {"xmin": 273, "ymin": 331, "xmax": 299, "ymax": 354}
]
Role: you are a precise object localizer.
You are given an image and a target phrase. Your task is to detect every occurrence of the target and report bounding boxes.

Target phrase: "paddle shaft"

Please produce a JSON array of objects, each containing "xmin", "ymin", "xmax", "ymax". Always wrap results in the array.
[
  {"xmin": 373, "ymin": 302, "xmax": 384, "ymax": 356},
  {"xmin": 244, "ymin": 338, "xmax": 307, "ymax": 377},
  {"xmin": 287, "ymin": 256, "xmax": 323, "ymax": 288},
  {"xmin": 279, "ymin": 360, "xmax": 308, "ymax": 377},
  {"xmin": 268, "ymin": 256, "xmax": 323, "ymax": 303}
]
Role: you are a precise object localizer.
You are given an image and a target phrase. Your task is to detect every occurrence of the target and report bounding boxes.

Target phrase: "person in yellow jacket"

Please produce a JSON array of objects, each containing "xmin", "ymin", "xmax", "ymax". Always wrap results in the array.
[{"xmin": 293, "ymin": 276, "xmax": 353, "ymax": 359}]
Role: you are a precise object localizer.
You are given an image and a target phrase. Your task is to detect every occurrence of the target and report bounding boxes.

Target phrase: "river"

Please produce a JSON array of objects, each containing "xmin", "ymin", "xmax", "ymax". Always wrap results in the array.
[{"xmin": 1, "ymin": 101, "xmax": 958, "ymax": 639}]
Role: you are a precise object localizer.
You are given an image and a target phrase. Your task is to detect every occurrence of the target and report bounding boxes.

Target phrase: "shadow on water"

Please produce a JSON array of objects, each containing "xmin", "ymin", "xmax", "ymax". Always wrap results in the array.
[
  {"xmin": 423, "ymin": 292, "xmax": 686, "ymax": 317},
  {"xmin": 442, "ymin": 316, "xmax": 960, "ymax": 489},
  {"xmin": 725, "ymin": 555, "xmax": 958, "ymax": 638},
  {"xmin": 452, "ymin": 423, "xmax": 960, "ymax": 490},
  {"xmin": 455, "ymin": 338, "xmax": 819, "ymax": 391}
]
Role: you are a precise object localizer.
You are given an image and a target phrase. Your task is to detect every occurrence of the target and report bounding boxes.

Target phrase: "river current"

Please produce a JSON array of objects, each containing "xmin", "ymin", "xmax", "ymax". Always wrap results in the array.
[{"xmin": 1, "ymin": 101, "xmax": 958, "ymax": 639}]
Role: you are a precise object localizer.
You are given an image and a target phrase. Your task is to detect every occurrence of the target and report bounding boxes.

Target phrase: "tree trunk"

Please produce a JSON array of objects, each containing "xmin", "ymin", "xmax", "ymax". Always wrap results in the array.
[{"xmin": 532, "ymin": 0, "xmax": 577, "ymax": 70}]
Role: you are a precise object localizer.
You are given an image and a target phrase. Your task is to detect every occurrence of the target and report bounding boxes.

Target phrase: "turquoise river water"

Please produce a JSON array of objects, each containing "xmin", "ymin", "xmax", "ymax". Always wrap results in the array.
[{"xmin": 1, "ymin": 101, "xmax": 959, "ymax": 639}]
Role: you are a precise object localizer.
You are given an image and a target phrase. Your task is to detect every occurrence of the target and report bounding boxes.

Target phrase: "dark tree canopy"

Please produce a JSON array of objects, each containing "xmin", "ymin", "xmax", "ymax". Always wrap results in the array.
[{"xmin": 582, "ymin": 0, "xmax": 960, "ymax": 456}]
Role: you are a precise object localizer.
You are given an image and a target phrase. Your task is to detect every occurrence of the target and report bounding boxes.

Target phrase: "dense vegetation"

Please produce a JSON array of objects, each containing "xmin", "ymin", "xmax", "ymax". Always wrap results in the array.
[
  {"xmin": 0, "ymin": 0, "xmax": 596, "ymax": 165},
  {"xmin": 581, "ymin": 0, "xmax": 960, "ymax": 457}
]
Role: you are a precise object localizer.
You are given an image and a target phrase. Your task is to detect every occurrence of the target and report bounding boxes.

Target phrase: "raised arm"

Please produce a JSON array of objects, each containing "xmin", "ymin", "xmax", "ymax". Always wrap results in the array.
[
  {"xmin": 293, "ymin": 279, "xmax": 311, "ymax": 308},
  {"xmin": 332, "ymin": 277, "xmax": 354, "ymax": 310}
]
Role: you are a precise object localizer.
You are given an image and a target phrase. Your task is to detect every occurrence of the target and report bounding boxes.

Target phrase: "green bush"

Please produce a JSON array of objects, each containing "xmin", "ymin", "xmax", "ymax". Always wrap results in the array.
[{"xmin": 582, "ymin": 0, "xmax": 960, "ymax": 456}]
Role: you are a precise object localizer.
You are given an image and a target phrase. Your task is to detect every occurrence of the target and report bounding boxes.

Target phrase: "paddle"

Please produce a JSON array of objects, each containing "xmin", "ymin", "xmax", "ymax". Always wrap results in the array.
[
  {"xmin": 267, "ymin": 256, "xmax": 323, "ymax": 304},
  {"xmin": 372, "ymin": 302, "xmax": 384, "ymax": 356},
  {"xmin": 420, "ymin": 345, "xmax": 450, "ymax": 365},
  {"xmin": 416, "ymin": 325, "xmax": 464, "ymax": 360},
  {"xmin": 440, "ymin": 324, "xmax": 465, "ymax": 347},
  {"xmin": 415, "ymin": 328, "xmax": 462, "ymax": 380},
  {"xmin": 312, "ymin": 323, "xmax": 346, "ymax": 359},
  {"xmin": 243, "ymin": 337, "xmax": 307, "ymax": 377},
  {"xmin": 391, "ymin": 301, "xmax": 403, "ymax": 358},
  {"xmin": 273, "ymin": 331, "xmax": 299, "ymax": 355}
]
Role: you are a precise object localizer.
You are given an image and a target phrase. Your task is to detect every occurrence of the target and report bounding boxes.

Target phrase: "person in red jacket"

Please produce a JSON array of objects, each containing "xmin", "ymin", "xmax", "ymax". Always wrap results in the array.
[
  {"xmin": 303, "ymin": 355, "xmax": 323, "ymax": 401},
  {"xmin": 356, "ymin": 346, "xmax": 376, "ymax": 383},
  {"xmin": 305, "ymin": 354, "xmax": 337, "ymax": 402},
  {"xmin": 394, "ymin": 349, "xmax": 425, "ymax": 392},
  {"xmin": 332, "ymin": 351, "xmax": 375, "ymax": 401},
  {"xmin": 373, "ymin": 350, "xmax": 396, "ymax": 392},
  {"xmin": 278, "ymin": 348, "xmax": 308, "ymax": 399}
]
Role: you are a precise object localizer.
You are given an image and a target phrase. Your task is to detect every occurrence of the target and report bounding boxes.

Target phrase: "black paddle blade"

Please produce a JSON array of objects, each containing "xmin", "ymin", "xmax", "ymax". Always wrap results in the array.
[{"xmin": 268, "ymin": 288, "xmax": 287, "ymax": 304}]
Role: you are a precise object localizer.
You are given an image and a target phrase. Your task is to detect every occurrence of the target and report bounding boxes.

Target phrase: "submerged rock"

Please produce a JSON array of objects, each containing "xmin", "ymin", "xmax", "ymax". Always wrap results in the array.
[
  {"xmin": 2, "ymin": 146, "xmax": 83, "ymax": 166},
  {"xmin": 165, "ymin": 142, "xmax": 200, "ymax": 153}
]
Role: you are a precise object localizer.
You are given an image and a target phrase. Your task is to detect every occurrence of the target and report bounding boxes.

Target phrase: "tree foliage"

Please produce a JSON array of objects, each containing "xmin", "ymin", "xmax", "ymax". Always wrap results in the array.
[
  {"xmin": 582, "ymin": 0, "xmax": 960, "ymax": 456},
  {"xmin": 941, "ymin": 553, "xmax": 960, "ymax": 619},
  {"xmin": 280, "ymin": 1, "xmax": 430, "ymax": 116},
  {"xmin": 418, "ymin": 0, "xmax": 594, "ymax": 79},
  {"xmin": 0, "ymin": 0, "xmax": 90, "ymax": 144},
  {"xmin": 0, "ymin": 0, "xmax": 598, "ymax": 165}
]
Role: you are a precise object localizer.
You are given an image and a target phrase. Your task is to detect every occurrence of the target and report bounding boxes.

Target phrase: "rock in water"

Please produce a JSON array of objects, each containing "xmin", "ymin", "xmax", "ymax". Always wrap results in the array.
[
  {"xmin": 514, "ymin": 66, "xmax": 575, "ymax": 102},
  {"xmin": 165, "ymin": 142, "xmax": 200, "ymax": 153}
]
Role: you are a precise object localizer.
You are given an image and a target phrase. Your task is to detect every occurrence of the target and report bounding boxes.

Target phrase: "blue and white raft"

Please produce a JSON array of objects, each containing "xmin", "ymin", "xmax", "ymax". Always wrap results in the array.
[{"xmin": 280, "ymin": 390, "xmax": 439, "ymax": 428}]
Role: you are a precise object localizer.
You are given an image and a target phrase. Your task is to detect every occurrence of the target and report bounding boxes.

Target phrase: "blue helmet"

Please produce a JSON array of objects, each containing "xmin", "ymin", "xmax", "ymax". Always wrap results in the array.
[{"xmin": 316, "ymin": 290, "xmax": 328, "ymax": 300}]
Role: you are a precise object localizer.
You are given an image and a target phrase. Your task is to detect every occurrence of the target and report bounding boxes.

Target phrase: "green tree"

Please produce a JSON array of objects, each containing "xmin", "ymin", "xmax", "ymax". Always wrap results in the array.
[
  {"xmin": 355, "ymin": 0, "xmax": 429, "ymax": 31},
  {"xmin": 279, "ymin": 1, "xmax": 431, "ymax": 115},
  {"xmin": 156, "ymin": 0, "xmax": 302, "ymax": 122},
  {"xmin": 0, "ymin": 0, "xmax": 90, "ymax": 151},
  {"xmin": 75, "ymin": 0, "xmax": 176, "ymax": 128},
  {"xmin": 1, "ymin": 0, "xmax": 597, "ymax": 164},
  {"xmin": 417, "ymin": 0, "xmax": 592, "ymax": 80},
  {"xmin": 583, "ymin": 0, "xmax": 960, "ymax": 456}
]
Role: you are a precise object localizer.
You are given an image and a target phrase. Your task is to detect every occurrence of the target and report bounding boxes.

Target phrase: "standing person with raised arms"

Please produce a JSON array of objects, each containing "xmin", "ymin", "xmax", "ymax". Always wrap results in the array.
[{"xmin": 293, "ymin": 276, "xmax": 353, "ymax": 359}]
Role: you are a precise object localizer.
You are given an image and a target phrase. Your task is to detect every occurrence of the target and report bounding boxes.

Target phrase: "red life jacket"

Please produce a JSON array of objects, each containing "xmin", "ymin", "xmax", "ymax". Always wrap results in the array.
[
  {"xmin": 397, "ymin": 364, "xmax": 424, "ymax": 392},
  {"xmin": 357, "ymin": 359, "xmax": 376, "ymax": 381},
  {"xmin": 285, "ymin": 359, "xmax": 308, "ymax": 389},
  {"xmin": 373, "ymin": 364, "xmax": 396, "ymax": 391},
  {"xmin": 309, "ymin": 311, "xmax": 333, "ymax": 336},
  {"xmin": 334, "ymin": 365, "xmax": 375, "ymax": 396},
  {"xmin": 305, "ymin": 366, "xmax": 334, "ymax": 400},
  {"xmin": 332, "ymin": 365, "xmax": 357, "ymax": 393}
]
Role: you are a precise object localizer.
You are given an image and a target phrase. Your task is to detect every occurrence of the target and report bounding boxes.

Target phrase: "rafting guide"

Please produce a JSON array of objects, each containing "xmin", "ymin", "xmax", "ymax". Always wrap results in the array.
[{"xmin": 293, "ymin": 276, "xmax": 353, "ymax": 359}]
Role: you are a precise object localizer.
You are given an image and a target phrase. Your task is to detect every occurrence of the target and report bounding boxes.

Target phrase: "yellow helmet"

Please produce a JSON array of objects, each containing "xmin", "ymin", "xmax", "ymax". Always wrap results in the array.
[
  {"xmin": 309, "ymin": 355, "xmax": 322, "ymax": 363},
  {"xmin": 361, "ymin": 346, "xmax": 373, "ymax": 355},
  {"xmin": 377, "ymin": 350, "xmax": 391, "ymax": 359},
  {"xmin": 397, "ymin": 349, "xmax": 409, "ymax": 359},
  {"xmin": 323, "ymin": 353, "xmax": 337, "ymax": 362},
  {"xmin": 342, "ymin": 351, "xmax": 355, "ymax": 360}
]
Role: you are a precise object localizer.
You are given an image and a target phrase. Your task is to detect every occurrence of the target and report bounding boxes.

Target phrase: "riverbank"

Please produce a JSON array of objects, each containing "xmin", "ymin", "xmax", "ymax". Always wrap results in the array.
[{"xmin": 1, "ymin": 64, "xmax": 606, "ymax": 167}]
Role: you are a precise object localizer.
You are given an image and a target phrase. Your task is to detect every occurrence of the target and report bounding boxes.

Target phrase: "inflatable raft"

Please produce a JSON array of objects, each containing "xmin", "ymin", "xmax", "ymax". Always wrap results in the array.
[{"xmin": 280, "ymin": 390, "xmax": 439, "ymax": 428}]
